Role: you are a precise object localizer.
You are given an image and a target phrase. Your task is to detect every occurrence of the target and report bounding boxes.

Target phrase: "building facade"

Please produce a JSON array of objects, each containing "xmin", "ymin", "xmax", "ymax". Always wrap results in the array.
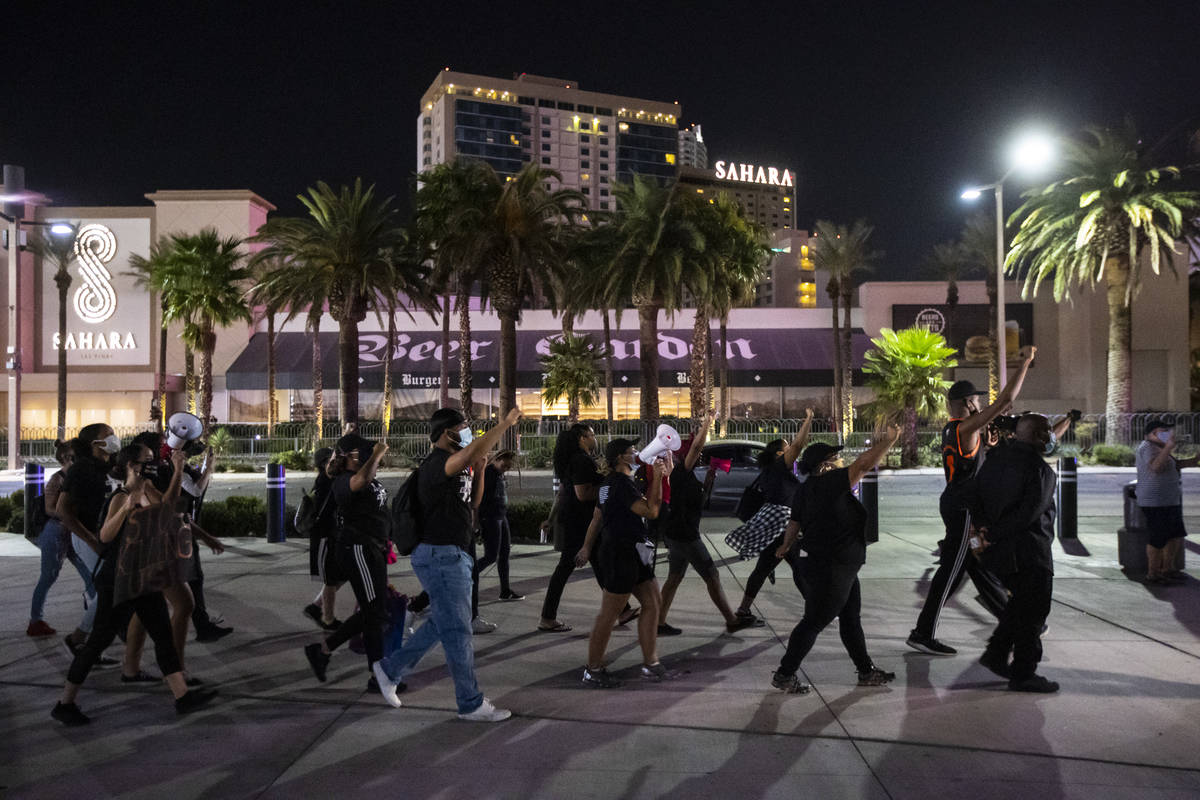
[{"xmin": 677, "ymin": 124, "xmax": 707, "ymax": 168}]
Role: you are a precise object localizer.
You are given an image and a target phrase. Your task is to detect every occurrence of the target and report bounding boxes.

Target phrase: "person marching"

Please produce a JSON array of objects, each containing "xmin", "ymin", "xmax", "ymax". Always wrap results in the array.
[
  {"xmin": 372, "ymin": 407, "xmax": 522, "ymax": 722},
  {"xmin": 728, "ymin": 410, "xmax": 815, "ymax": 624},
  {"xmin": 657, "ymin": 413, "xmax": 756, "ymax": 635},
  {"xmin": 905, "ymin": 347, "xmax": 1036, "ymax": 656},
  {"xmin": 301, "ymin": 447, "xmax": 346, "ymax": 631},
  {"xmin": 770, "ymin": 426, "xmax": 901, "ymax": 695},
  {"xmin": 472, "ymin": 450, "xmax": 523, "ymax": 612},
  {"xmin": 576, "ymin": 439, "xmax": 669, "ymax": 688},
  {"xmin": 1135, "ymin": 418, "xmax": 1197, "ymax": 584}
]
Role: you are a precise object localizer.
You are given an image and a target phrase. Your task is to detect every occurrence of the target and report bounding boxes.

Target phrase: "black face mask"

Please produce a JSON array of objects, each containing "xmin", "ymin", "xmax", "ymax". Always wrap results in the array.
[{"xmin": 140, "ymin": 463, "xmax": 159, "ymax": 479}]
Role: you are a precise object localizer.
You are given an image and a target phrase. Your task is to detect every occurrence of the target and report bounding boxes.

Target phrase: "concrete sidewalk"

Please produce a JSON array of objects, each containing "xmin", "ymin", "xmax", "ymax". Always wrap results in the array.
[{"xmin": 2, "ymin": 502, "xmax": 1199, "ymax": 799}]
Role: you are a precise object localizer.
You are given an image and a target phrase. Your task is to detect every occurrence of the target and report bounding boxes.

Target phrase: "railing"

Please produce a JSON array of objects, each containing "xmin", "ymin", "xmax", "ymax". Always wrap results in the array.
[{"xmin": 4, "ymin": 412, "xmax": 1195, "ymax": 468}]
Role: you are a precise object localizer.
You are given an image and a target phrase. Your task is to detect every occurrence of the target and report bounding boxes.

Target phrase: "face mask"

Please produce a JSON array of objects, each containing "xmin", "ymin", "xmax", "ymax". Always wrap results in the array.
[
  {"xmin": 630, "ymin": 449, "xmax": 640, "ymax": 464},
  {"xmin": 1043, "ymin": 431, "xmax": 1057, "ymax": 456},
  {"xmin": 100, "ymin": 434, "xmax": 121, "ymax": 455},
  {"xmin": 455, "ymin": 427, "xmax": 474, "ymax": 448},
  {"xmin": 140, "ymin": 463, "xmax": 159, "ymax": 479}
]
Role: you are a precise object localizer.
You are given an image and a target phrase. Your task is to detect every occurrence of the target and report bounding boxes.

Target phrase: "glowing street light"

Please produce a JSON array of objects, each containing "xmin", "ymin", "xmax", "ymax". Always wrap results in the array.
[
  {"xmin": 960, "ymin": 131, "xmax": 1056, "ymax": 393},
  {"xmin": 50, "ymin": 223, "xmax": 74, "ymax": 236}
]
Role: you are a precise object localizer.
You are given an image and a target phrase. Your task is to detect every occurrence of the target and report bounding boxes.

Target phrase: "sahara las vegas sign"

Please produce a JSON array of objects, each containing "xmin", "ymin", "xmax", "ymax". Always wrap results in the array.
[{"xmin": 713, "ymin": 161, "xmax": 794, "ymax": 187}]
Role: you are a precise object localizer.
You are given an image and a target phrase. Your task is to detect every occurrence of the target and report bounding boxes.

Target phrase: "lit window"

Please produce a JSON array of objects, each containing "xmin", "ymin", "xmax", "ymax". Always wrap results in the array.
[
  {"xmin": 665, "ymin": 153, "xmax": 676, "ymax": 165},
  {"xmin": 581, "ymin": 173, "xmax": 590, "ymax": 180},
  {"xmin": 696, "ymin": 188, "xmax": 704, "ymax": 194},
  {"xmin": 618, "ymin": 122, "xmax": 629, "ymax": 131}
]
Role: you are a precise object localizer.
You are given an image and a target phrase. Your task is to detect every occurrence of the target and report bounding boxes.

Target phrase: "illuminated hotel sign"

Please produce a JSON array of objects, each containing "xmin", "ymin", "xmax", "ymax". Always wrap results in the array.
[
  {"xmin": 714, "ymin": 161, "xmax": 794, "ymax": 187},
  {"xmin": 39, "ymin": 217, "xmax": 152, "ymax": 367}
]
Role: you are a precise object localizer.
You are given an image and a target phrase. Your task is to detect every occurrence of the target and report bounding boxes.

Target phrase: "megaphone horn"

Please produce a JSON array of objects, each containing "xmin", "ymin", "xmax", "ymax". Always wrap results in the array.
[{"xmin": 638, "ymin": 424, "xmax": 683, "ymax": 464}]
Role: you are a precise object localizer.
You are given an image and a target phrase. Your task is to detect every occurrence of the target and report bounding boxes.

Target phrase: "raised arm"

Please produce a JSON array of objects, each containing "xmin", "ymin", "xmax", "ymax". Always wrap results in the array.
[
  {"xmin": 848, "ymin": 425, "xmax": 901, "ymax": 487},
  {"xmin": 350, "ymin": 441, "xmax": 388, "ymax": 492},
  {"xmin": 445, "ymin": 407, "xmax": 522, "ymax": 476},
  {"xmin": 163, "ymin": 449, "xmax": 187, "ymax": 505},
  {"xmin": 684, "ymin": 412, "xmax": 717, "ymax": 472},
  {"xmin": 630, "ymin": 459, "xmax": 667, "ymax": 520},
  {"xmin": 782, "ymin": 408, "xmax": 815, "ymax": 467},
  {"xmin": 193, "ymin": 446, "xmax": 216, "ymax": 496},
  {"xmin": 957, "ymin": 346, "xmax": 1037, "ymax": 447}
]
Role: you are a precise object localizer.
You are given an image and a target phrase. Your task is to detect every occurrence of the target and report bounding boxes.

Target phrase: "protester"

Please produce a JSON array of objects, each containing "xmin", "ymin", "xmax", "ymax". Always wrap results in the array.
[
  {"xmin": 372, "ymin": 406, "xmax": 522, "ymax": 722},
  {"xmin": 729, "ymin": 409, "xmax": 815, "ymax": 624},
  {"xmin": 575, "ymin": 438, "xmax": 669, "ymax": 689},
  {"xmin": 51, "ymin": 445, "xmax": 216, "ymax": 725},
  {"xmin": 966, "ymin": 414, "xmax": 1061, "ymax": 692},
  {"xmin": 657, "ymin": 414, "xmax": 755, "ymax": 635},
  {"xmin": 906, "ymin": 347, "xmax": 1036, "ymax": 656},
  {"xmin": 468, "ymin": 453, "xmax": 498, "ymax": 634},
  {"xmin": 1135, "ymin": 418, "xmax": 1197, "ymax": 584},
  {"xmin": 770, "ymin": 426, "xmax": 901, "ymax": 695},
  {"xmin": 474, "ymin": 450, "xmax": 522, "ymax": 602},
  {"xmin": 301, "ymin": 447, "xmax": 346, "ymax": 630}
]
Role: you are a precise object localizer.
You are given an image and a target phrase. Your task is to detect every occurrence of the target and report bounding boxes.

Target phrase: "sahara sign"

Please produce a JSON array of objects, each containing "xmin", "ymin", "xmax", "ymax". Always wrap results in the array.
[{"xmin": 713, "ymin": 161, "xmax": 794, "ymax": 187}]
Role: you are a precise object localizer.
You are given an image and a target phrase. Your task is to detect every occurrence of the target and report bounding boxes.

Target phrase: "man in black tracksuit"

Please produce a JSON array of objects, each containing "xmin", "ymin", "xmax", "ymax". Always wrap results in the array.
[
  {"xmin": 906, "ymin": 346, "xmax": 1036, "ymax": 656},
  {"xmin": 966, "ymin": 414, "xmax": 1060, "ymax": 693}
]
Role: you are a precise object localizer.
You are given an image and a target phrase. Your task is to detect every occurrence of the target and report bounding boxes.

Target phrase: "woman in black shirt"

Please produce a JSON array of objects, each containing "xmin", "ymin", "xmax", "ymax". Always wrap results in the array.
[
  {"xmin": 770, "ymin": 426, "xmax": 900, "ymax": 695},
  {"xmin": 575, "ymin": 439, "xmax": 668, "ymax": 688},
  {"xmin": 302, "ymin": 447, "xmax": 345, "ymax": 631},
  {"xmin": 473, "ymin": 450, "xmax": 521, "ymax": 602}
]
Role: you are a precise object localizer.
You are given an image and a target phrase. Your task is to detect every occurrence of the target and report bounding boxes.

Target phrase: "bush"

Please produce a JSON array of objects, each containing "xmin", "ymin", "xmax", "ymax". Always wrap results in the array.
[
  {"xmin": 269, "ymin": 450, "xmax": 314, "ymax": 471},
  {"xmin": 0, "ymin": 495, "xmax": 13, "ymax": 528},
  {"xmin": 229, "ymin": 462, "xmax": 257, "ymax": 473},
  {"xmin": 200, "ymin": 495, "xmax": 267, "ymax": 537},
  {"xmin": 11, "ymin": 489, "xmax": 25, "ymax": 510},
  {"xmin": 506, "ymin": 499, "xmax": 554, "ymax": 543},
  {"xmin": 521, "ymin": 447, "xmax": 553, "ymax": 470},
  {"xmin": 1092, "ymin": 444, "xmax": 1135, "ymax": 467},
  {"xmin": 8, "ymin": 511, "xmax": 24, "ymax": 534},
  {"xmin": 213, "ymin": 463, "xmax": 229, "ymax": 473}
]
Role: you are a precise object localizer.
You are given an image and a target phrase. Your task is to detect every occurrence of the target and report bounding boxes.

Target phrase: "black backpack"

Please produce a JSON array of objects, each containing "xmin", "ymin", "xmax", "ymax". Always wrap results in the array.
[
  {"xmin": 734, "ymin": 477, "xmax": 766, "ymax": 522},
  {"xmin": 294, "ymin": 489, "xmax": 332, "ymax": 538},
  {"xmin": 389, "ymin": 468, "xmax": 423, "ymax": 556}
]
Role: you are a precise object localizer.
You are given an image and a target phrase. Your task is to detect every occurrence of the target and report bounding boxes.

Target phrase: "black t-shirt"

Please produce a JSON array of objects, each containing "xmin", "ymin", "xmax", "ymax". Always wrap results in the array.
[
  {"xmin": 599, "ymin": 472, "xmax": 646, "ymax": 545},
  {"xmin": 479, "ymin": 464, "xmax": 507, "ymax": 518},
  {"xmin": 941, "ymin": 419, "xmax": 980, "ymax": 499},
  {"xmin": 760, "ymin": 458, "xmax": 801, "ymax": 506},
  {"xmin": 312, "ymin": 471, "xmax": 337, "ymax": 536},
  {"xmin": 62, "ymin": 456, "xmax": 112, "ymax": 533},
  {"xmin": 332, "ymin": 472, "xmax": 391, "ymax": 549},
  {"xmin": 561, "ymin": 451, "xmax": 603, "ymax": 532},
  {"xmin": 792, "ymin": 467, "xmax": 867, "ymax": 565},
  {"xmin": 663, "ymin": 463, "xmax": 703, "ymax": 541},
  {"xmin": 418, "ymin": 448, "xmax": 474, "ymax": 550}
]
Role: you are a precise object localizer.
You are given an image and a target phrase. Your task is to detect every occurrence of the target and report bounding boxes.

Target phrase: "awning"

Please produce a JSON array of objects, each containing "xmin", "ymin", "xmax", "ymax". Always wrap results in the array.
[{"xmin": 225, "ymin": 327, "xmax": 870, "ymax": 390}]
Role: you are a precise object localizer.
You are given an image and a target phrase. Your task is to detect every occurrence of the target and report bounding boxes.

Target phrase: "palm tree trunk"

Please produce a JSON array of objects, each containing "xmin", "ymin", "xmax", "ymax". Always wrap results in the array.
[
  {"xmin": 198, "ymin": 326, "xmax": 216, "ymax": 432},
  {"xmin": 457, "ymin": 288, "xmax": 473, "ymax": 419},
  {"xmin": 689, "ymin": 307, "xmax": 707, "ymax": 424},
  {"xmin": 705, "ymin": 317, "xmax": 714, "ymax": 418},
  {"xmin": 902, "ymin": 405, "xmax": 918, "ymax": 468},
  {"xmin": 382, "ymin": 306, "xmax": 395, "ymax": 434},
  {"xmin": 56, "ymin": 275, "xmax": 69, "ymax": 440},
  {"xmin": 439, "ymin": 292, "xmax": 451, "ymax": 408},
  {"xmin": 719, "ymin": 315, "xmax": 731, "ymax": 435},
  {"xmin": 1104, "ymin": 255, "xmax": 1133, "ymax": 443},
  {"xmin": 310, "ymin": 313, "xmax": 324, "ymax": 438},
  {"xmin": 603, "ymin": 309, "xmax": 615, "ymax": 423},
  {"xmin": 185, "ymin": 347, "xmax": 196, "ymax": 415},
  {"xmin": 637, "ymin": 302, "xmax": 661, "ymax": 427},
  {"xmin": 266, "ymin": 312, "xmax": 277, "ymax": 435},
  {"xmin": 337, "ymin": 316, "xmax": 360, "ymax": 425},
  {"xmin": 945, "ymin": 282, "xmax": 957, "ymax": 380},
  {"xmin": 986, "ymin": 270, "xmax": 999, "ymax": 403},
  {"xmin": 829, "ymin": 283, "xmax": 843, "ymax": 440},
  {"xmin": 498, "ymin": 307, "xmax": 519, "ymax": 449},
  {"xmin": 562, "ymin": 311, "xmax": 574, "ymax": 336},
  {"xmin": 841, "ymin": 285, "xmax": 855, "ymax": 441},
  {"xmin": 568, "ymin": 393, "xmax": 579, "ymax": 424},
  {"xmin": 156, "ymin": 298, "xmax": 167, "ymax": 432}
]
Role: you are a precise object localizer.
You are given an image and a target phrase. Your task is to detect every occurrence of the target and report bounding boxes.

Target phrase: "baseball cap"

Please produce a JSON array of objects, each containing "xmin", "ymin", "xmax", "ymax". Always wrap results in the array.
[
  {"xmin": 335, "ymin": 433, "xmax": 373, "ymax": 459},
  {"xmin": 605, "ymin": 437, "xmax": 639, "ymax": 466},
  {"xmin": 948, "ymin": 380, "xmax": 987, "ymax": 401},
  {"xmin": 1144, "ymin": 418, "xmax": 1175, "ymax": 437},
  {"xmin": 799, "ymin": 442, "xmax": 844, "ymax": 475}
]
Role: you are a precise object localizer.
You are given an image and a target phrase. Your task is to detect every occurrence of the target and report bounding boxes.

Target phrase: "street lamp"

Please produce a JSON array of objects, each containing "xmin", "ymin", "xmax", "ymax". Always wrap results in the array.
[{"xmin": 960, "ymin": 131, "xmax": 1055, "ymax": 392}]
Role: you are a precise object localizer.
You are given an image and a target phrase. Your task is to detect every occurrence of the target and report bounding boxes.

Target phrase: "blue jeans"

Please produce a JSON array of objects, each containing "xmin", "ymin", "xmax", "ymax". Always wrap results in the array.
[
  {"xmin": 30, "ymin": 520, "xmax": 96, "ymax": 628},
  {"xmin": 379, "ymin": 543, "xmax": 482, "ymax": 714},
  {"xmin": 70, "ymin": 533, "xmax": 101, "ymax": 633}
]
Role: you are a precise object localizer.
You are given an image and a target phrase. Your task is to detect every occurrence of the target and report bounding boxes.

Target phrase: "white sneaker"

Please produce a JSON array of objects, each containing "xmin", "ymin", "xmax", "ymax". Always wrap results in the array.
[
  {"xmin": 371, "ymin": 662, "xmax": 402, "ymax": 708},
  {"xmin": 457, "ymin": 698, "xmax": 511, "ymax": 722},
  {"xmin": 472, "ymin": 616, "xmax": 497, "ymax": 634}
]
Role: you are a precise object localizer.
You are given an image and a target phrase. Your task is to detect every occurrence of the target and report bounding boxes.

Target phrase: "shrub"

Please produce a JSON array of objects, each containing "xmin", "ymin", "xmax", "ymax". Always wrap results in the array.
[
  {"xmin": 200, "ymin": 495, "xmax": 266, "ymax": 537},
  {"xmin": 506, "ymin": 499, "xmax": 554, "ymax": 543},
  {"xmin": 269, "ymin": 450, "xmax": 314, "ymax": 471},
  {"xmin": 11, "ymin": 489, "xmax": 25, "ymax": 510},
  {"xmin": 8, "ymin": 511, "xmax": 24, "ymax": 534},
  {"xmin": 0, "ymin": 495, "xmax": 13, "ymax": 528},
  {"xmin": 1093, "ymin": 444, "xmax": 1135, "ymax": 467},
  {"xmin": 229, "ymin": 462, "xmax": 257, "ymax": 473},
  {"xmin": 213, "ymin": 463, "xmax": 229, "ymax": 473},
  {"xmin": 521, "ymin": 447, "xmax": 553, "ymax": 470}
]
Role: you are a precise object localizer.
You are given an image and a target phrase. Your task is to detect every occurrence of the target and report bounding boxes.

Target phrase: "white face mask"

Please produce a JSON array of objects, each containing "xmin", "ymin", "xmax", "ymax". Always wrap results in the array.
[
  {"xmin": 1043, "ymin": 431, "xmax": 1057, "ymax": 456},
  {"xmin": 100, "ymin": 434, "xmax": 121, "ymax": 455}
]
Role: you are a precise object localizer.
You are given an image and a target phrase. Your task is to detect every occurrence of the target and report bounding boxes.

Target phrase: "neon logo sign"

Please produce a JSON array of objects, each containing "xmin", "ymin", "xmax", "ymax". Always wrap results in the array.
[
  {"xmin": 73, "ymin": 223, "xmax": 118, "ymax": 324},
  {"xmin": 714, "ymin": 161, "xmax": 794, "ymax": 187}
]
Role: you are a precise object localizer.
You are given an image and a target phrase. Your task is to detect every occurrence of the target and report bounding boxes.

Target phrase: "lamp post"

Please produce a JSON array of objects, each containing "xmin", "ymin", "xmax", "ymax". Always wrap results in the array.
[{"xmin": 961, "ymin": 132, "xmax": 1055, "ymax": 394}]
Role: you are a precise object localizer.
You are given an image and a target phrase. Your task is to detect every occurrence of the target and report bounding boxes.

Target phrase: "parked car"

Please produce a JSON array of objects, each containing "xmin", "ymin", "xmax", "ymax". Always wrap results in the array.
[{"xmin": 692, "ymin": 439, "xmax": 765, "ymax": 514}]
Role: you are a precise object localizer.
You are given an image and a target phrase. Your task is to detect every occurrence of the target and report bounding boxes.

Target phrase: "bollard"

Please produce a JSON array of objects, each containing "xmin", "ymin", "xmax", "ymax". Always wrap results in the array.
[
  {"xmin": 266, "ymin": 463, "xmax": 286, "ymax": 543},
  {"xmin": 24, "ymin": 463, "xmax": 44, "ymax": 534},
  {"xmin": 861, "ymin": 467, "xmax": 879, "ymax": 544},
  {"xmin": 1057, "ymin": 456, "xmax": 1077, "ymax": 539}
]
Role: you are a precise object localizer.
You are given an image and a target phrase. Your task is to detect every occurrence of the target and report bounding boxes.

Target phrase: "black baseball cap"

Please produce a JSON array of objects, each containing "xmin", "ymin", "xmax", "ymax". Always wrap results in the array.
[
  {"xmin": 1144, "ymin": 418, "xmax": 1174, "ymax": 437},
  {"xmin": 799, "ymin": 442, "xmax": 844, "ymax": 475},
  {"xmin": 605, "ymin": 437, "xmax": 639, "ymax": 466},
  {"xmin": 429, "ymin": 408, "xmax": 466, "ymax": 443},
  {"xmin": 948, "ymin": 380, "xmax": 987, "ymax": 401},
  {"xmin": 335, "ymin": 433, "xmax": 373, "ymax": 458}
]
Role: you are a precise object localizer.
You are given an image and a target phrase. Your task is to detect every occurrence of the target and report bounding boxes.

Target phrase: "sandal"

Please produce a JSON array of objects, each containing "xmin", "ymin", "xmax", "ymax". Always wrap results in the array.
[{"xmin": 537, "ymin": 621, "xmax": 573, "ymax": 633}]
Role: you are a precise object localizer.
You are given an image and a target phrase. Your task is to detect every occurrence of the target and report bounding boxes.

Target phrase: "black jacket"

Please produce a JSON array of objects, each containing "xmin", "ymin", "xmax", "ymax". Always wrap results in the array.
[{"xmin": 965, "ymin": 440, "xmax": 1057, "ymax": 575}]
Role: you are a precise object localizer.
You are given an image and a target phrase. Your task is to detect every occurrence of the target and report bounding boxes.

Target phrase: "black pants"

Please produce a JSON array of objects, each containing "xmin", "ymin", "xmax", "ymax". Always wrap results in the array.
[
  {"xmin": 778, "ymin": 559, "xmax": 872, "ymax": 676},
  {"xmin": 985, "ymin": 565, "xmax": 1053, "ymax": 680},
  {"xmin": 326, "ymin": 541, "xmax": 388, "ymax": 665},
  {"xmin": 540, "ymin": 533, "xmax": 604, "ymax": 621},
  {"xmin": 68, "ymin": 580, "xmax": 180, "ymax": 685},
  {"xmin": 474, "ymin": 514, "xmax": 513, "ymax": 598},
  {"xmin": 912, "ymin": 501, "xmax": 1009, "ymax": 638},
  {"xmin": 744, "ymin": 534, "xmax": 811, "ymax": 602}
]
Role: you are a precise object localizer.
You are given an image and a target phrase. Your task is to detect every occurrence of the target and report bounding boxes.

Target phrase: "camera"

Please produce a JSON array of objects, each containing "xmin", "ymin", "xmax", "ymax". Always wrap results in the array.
[{"xmin": 991, "ymin": 415, "xmax": 1019, "ymax": 434}]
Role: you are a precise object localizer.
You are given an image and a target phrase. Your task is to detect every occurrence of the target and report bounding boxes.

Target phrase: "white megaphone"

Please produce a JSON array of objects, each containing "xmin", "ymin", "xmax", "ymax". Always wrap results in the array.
[{"xmin": 638, "ymin": 424, "xmax": 682, "ymax": 464}]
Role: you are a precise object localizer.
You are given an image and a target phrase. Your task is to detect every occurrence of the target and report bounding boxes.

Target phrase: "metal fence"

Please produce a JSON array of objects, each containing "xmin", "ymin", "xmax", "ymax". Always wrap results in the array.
[{"xmin": 5, "ymin": 412, "xmax": 1196, "ymax": 468}]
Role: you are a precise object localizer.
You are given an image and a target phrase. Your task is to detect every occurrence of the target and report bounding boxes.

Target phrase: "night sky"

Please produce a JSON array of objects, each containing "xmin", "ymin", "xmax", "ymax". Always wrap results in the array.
[{"xmin": 8, "ymin": 1, "xmax": 1199, "ymax": 279}]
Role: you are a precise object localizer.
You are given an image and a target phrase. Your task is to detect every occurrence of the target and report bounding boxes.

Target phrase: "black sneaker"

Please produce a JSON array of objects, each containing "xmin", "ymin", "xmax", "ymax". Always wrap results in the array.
[
  {"xmin": 771, "ymin": 671, "xmax": 811, "ymax": 694},
  {"xmin": 640, "ymin": 662, "xmax": 681, "ymax": 681},
  {"xmin": 499, "ymin": 590, "xmax": 525, "ymax": 601},
  {"xmin": 304, "ymin": 643, "xmax": 330, "ymax": 682},
  {"xmin": 1009, "ymin": 675, "xmax": 1059, "ymax": 693},
  {"xmin": 51, "ymin": 702, "xmax": 91, "ymax": 726},
  {"xmin": 979, "ymin": 651, "xmax": 1012, "ymax": 679},
  {"xmin": 303, "ymin": 604, "xmax": 323, "ymax": 626},
  {"xmin": 175, "ymin": 688, "xmax": 218, "ymax": 715},
  {"xmin": 734, "ymin": 610, "xmax": 766, "ymax": 628},
  {"xmin": 582, "ymin": 666, "xmax": 622, "ymax": 689},
  {"xmin": 195, "ymin": 624, "xmax": 233, "ymax": 643},
  {"xmin": 657, "ymin": 623, "xmax": 682, "ymax": 636},
  {"xmin": 857, "ymin": 666, "xmax": 896, "ymax": 686},
  {"xmin": 905, "ymin": 632, "xmax": 957, "ymax": 656}
]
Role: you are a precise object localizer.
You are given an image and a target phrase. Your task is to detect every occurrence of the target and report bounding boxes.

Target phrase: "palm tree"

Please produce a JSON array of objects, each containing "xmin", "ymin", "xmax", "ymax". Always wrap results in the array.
[
  {"xmin": 813, "ymin": 219, "xmax": 882, "ymax": 441},
  {"xmin": 245, "ymin": 258, "xmax": 286, "ymax": 435},
  {"xmin": 961, "ymin": 213, "xmax": 1001, "ymax": 399},
  {"xmin": 131, "ymin": 229, "xmax": 251, "ymax": 429},
  {"xmin": 540, "ymin": 333, "xmax": 603, "ymax": 423},
  {"xmin": 862, "ymin": 327, "xmax": 956, "ymax": 467},
  {"xmin": 127, "ymin": 237, "xmax": 172, "ymax": 430},
  {"xmin": 1006, "ymin": 123, "xmax": 1200, "ymax": 440},
  {"xmin": 249, "ymin": 179, "xmax": 418, "ymax": 424},
  {"xmin": 28, "ymin": 223, "xmax": 78, "ymax": 440}
]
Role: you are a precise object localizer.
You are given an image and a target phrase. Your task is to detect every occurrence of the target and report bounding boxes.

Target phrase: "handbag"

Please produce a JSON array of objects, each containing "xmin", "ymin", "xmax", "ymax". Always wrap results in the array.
[{"xmin": 734, "ymin": 477, "xmax": 766, "ymax": 522}]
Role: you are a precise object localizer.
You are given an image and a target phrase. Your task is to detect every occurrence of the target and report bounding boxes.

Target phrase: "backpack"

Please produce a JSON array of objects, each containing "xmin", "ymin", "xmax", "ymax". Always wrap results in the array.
[
  {"xmin": 389, "ymin": 468, "xmax": 423, "ymax": 556},
  {"xmin": 25, "ymin": 491, "xmax": 49, "ymax": 544},
  {"xmin": 734, "ymin": 477, "xmax": 766, "ymax": 522},
  {"xmin": 294, "ymin": 489, "xmax": 332, "ymax": 538}
]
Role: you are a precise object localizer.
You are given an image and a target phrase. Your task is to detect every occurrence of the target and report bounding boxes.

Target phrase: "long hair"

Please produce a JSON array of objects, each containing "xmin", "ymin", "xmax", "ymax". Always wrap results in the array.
[
  {"xmin": 757, "ymin": 438, "xmax": 786, "ymax": 470},
  {"xmin": 54, "ymin": 439, "xmax": 75, "ymax": 466},
  {"xmin": 73, "ymin": 423, "xmax": 110, "ymax": 461},
  {"xmin": 553, "ymin": 424, "xmax": 593, "ymax": 482}
]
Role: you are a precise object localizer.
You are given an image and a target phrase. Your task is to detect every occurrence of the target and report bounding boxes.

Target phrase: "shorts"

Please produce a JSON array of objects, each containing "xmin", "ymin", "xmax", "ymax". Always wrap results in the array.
[
  {"xmin": 1140, "ymin": 505, "xmax": 1187, "ymax": 549},
  {"xmin": 598, "ymin": 540, "xmax": 654, "ymax": 595},
  {"xmin": 316, "ymin": 536, "xmax": 345, "ymax": 585},
  {"xmin": 665, "ymin": 537, "xmax": 718, "ymax": 579}
]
